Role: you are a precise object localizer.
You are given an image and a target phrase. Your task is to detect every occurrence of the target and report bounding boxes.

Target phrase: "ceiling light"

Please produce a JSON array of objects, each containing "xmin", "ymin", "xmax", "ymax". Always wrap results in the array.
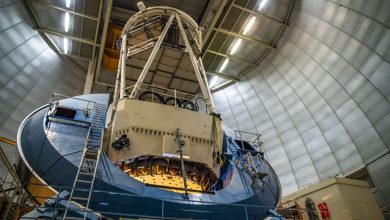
[
  {"xmin": 66, "ymin": 0, "xmax": 71, "ymax": 8},
  {"xmin": 64, "ymin": 12, "xmax": 70, "ymax": 32},
  {"xmin": 258, "ymin": 0, "xmax": 268, "ymax": 10},
  {"xmin": 229, "ymin": 38, "xmax": 242, "ymax": 55},
  {"xmin": 63, "ymin": 38, "xmax": 68, "ymax": 54},
  {"xmin": 243, "ymin": 16, "xmax": 256, "ymax": 35},
  {"xmin": 219, "ymin": 58, "xmax": 229, "ymax": 72},
  {"xmin": 209, "ymin": 76, "xmax": 218, "ymax": 89}
]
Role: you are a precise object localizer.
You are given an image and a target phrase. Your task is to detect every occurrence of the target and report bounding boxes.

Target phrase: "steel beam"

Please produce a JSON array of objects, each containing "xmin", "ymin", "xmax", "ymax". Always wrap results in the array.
[
  {"xmin": 29, "ymin": 0, "xmax": 98, "ymax": 21},
  {"xmin": 213, "ymin": 0, "xmax": 296, "ymax": 93},
  {"xmin": 199, "ymin": 0, "xmax": 215, "ymax": 27},
  {"xmin": 176, "ymin": 13, "xmax": 216, "ymax": 113},
  {"xmin": 120, "ymin": 34, "xmax": 128, "ymax": 99},
  {"xmin": 214, "ymin": 28, "xmax": 275, "ymax": 49},
  {"xmin": 232, "ymin": 4, "xmax": 286, "ymax": 25},
  {"xmin": 83, "ymin": 59, "xmax": 95, "ymax": 94},
  {"xmin": 202, "ymin": 0, "xmax": 252, "ymax": 75},
  {"xmin": 207, "ymin": 50, "xmax": 256, "ymax": 66},
  {"xmin": 202, "ymin": 0, "xmax": 230, "ymax": 56},
  {"xmin": 206, "ymin": 72, "xmax": 239, "ymax": 82},
  {"xmin": 235, "ymin": 0, "xmax": 295, "ymax": 79},
  {"xmin": 130, "ymin": 13, "xmax": 175, "ymax": 98},
  {"xmin": 23, "ymin": 0, "xmax": 58, "ymax": 52},
  {"xmin": 94, "ymin": 0, "xmax": 113, "ymax": 83},
  {"xmin": 91, "ymin": 0, "xmax": 104, "ymax": 61},
  {"xmin": 201, "ymin": 0, "xmax": 227, "ymax": 43},
  {"xmin": 61, "ymin": 53, "xmax": 91, "ymax": 61},
  {"xmin": 210, "ymin": 80, "xmax": 235, "ymax": 92},
  {"xmin": 34, "ymin": 27, "xmax": 100, "ymax": 46}
]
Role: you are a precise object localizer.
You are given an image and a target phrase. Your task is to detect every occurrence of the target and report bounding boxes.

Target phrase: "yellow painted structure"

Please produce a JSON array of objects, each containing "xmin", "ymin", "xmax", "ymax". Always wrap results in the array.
[
  {"xmin": 282, "ymin": 177, "xmax": 384, "ymax": 220},
  {"xmin": 133, "ymin": 175, "xmax": 203, "ymax": 194},
  {"xmin": 25, "ymin": 175, "xmax": 57, "ymax": 205},
  {"xmin": 102, "ymin": 24, "xmax": 121, "ymax": 71}
]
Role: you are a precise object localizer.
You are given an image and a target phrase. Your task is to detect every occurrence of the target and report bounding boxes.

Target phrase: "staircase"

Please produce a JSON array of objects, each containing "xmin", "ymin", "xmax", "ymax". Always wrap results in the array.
[{"xmin": 63, "ymin": 103, "xmax": 106, "ymax": 219}]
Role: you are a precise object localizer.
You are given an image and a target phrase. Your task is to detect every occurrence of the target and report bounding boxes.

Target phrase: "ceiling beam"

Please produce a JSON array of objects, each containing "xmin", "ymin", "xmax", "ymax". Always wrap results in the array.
[
  {"xmin": 200, "ymin": 0, "xmax": 215, "ymax": 26},
  {"xmin": 34, "ymin": 27, "xmax": 100, "ymax": 46},
  {"xmin": 92, "ymin": 0, "xmax": 103, "ymax": 51},
  {"xmin": 210, "ymin": 80, "xmax": 235, "ymax": 92},
  {"xmin": 236, "ymin": 0, "xmax": 295, "ymax": 79},
  {"xmin": 201, "ymin": 0, "xmax": 250, "ymax": 85},
  {"xmin": 206, "ymin": 72, "xmax": 239, "ymax": 82},
  {"xmin": 211, "ymin": 0, "xmax": 296, "ymax": 93},
  {"xmin": 206, "ymin": 49, "xmax": 256, "ymax": 66},
  {"xmin": 29, "ymin": 0, "xmax": 98, "ymax": 21},
  {"xmin": 94, "ymin": 0, "xmax": 113, "ymax": 83},
  {"xmin": 231, "ymin": 4, "xmax": 286, "ymax": 25},
  {"xmin": 22, "ymin": 0, "xmax": 59, "ymax": 52},
  {"xmin": 61, "ymin": 53, "xmax": 91, "ymax": 61},
  {"xmin": 214, "ymin": 28, "xmax": 275, "ymax": 49},
  {"xmin": 202, "ymin": 0, "xmax": 229, "ymax": 47}
]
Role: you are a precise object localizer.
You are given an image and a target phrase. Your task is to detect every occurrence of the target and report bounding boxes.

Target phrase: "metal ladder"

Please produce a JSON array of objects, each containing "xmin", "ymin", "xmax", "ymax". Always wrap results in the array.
[
  {"xmin": 227, "ymin": 139, "xmax": 268, "ymax": 186},
  {"xmin": 63, "ymin": 103, "xmax": 106, "ymax": 219},
  {"xmin": 242, "ymin": 152, "xmax": 269, "ymax": 186}
]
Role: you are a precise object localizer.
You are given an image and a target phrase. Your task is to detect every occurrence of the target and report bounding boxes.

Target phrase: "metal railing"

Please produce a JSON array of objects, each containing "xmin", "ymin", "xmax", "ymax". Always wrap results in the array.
[
  {"xmin": 11, "ymin": 179, "xmax": 372, "ymax": 220},
  {"xmin": 234, "ymin": 130, "xmax": 264, "ymax": 152},
  {"xmin": 50, "ymin": 93, "xmax": 97, "ymax": 111},
  {"xmin": 225, "ymin": 136, "xmax": 281, "ymax": 204},
  {"xmin": 15, "ymin": 181, "xmax": 310, "ymax": 220},
  {"xmin": 124, "ymin": 83, "xmax": 208, "ymax": 113},
  {"xmin": 47, "ymin": 93, "xmax": 99, "ymax": 126},
  {"xmin": 0, "ymin": 141, "xmax": 34, "ymax": 219}
]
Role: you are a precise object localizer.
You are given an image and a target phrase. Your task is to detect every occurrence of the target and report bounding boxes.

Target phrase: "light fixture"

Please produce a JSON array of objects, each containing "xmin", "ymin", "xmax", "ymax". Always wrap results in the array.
[
  {"xmin": 63, "ymin": 38, "xmax": 68, "ymax": 54},
  {"xmin": 258, "ymin": 0, "xmax": 268, "ymax": 10},
  {"xmin": 209, "ymin": 76, "xmax": 218, "ymax": 89},
  {"xmin": 66, "ymin": 0, "xmax": 71, "ymax": 8},
  {"xmin": 64, "ymin": 12, "xmax": 70, "ymax": 32},
  {"xmin": 243, "ymin": 16, "xmax": 256, "ymax": 35},
  {"xmin": 229, "ymin": 38, "xmax": 242, "ymax": 55},
  {"xmin": 219, "ymin": 58, "xmax": 229, "ymax": 72}
]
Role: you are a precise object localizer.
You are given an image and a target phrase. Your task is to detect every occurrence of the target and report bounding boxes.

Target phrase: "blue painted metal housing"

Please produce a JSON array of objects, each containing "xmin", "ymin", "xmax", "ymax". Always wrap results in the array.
[{"xmin": 17, "ymin": 94, "xmax": 281, "ymax": 219}]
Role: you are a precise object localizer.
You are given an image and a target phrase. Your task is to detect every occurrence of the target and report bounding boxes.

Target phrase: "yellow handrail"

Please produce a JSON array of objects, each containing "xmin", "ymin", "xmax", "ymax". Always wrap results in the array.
[{"xmin": 0, "ymin": 136, "xmax": 16, "ymax": 146}]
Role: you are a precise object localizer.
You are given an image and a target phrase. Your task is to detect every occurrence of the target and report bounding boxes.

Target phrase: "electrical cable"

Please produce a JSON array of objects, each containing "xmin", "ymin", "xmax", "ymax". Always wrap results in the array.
[
  {"xmin": 180, "ymin": 100, "xmax": 197, "ymax": 111},
  {"xmin": 138, "ymin": 91, "xmax": 165, "ymax": 103},
  {"xmin": 164, "ymin": 97, "xmax": 182, "ymax": 107}
]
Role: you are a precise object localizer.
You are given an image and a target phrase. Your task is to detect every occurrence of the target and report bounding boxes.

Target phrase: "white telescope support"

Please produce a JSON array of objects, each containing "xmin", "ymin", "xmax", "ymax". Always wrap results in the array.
[
  {"xmin": 118, "ymin": 7, "xmax": 217, "ymax": 114},
  {"xmin": 175, "ymin": 14, "xmax": 216, "ymax": 113},
  {"xmin": 129, "ymin": 13, "xmax": 175, "ymax": 98},
  {"xmin": 112, "ymin": 69, "xmax": 120, "ymax": 106},
  {"xmin": 197, "ymin": 56, "xmax": 216, "ymax": 112},
  {"xmin": 119, "ymin": 34, "xmax": 128, "ymax": 99}
]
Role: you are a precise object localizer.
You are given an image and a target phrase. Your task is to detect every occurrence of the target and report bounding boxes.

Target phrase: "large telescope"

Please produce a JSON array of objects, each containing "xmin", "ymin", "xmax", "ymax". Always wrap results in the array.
[{"xmin": 18, "ymin": 5, "xmax": 281, "ymax": 220}]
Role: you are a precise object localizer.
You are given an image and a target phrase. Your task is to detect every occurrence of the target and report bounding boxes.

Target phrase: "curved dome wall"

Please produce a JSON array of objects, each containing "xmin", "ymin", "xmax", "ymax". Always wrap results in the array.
[
  {"xmin": 0, "ymin": 1, "xmax": 86, "ymax": 162},
  {"xmin": 213, "ymin": 0, "xmax": 390, "ymax": 197},
  {"xmin": 0, "ymin": 0, "xmax": 389, "ymax": 213}
]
